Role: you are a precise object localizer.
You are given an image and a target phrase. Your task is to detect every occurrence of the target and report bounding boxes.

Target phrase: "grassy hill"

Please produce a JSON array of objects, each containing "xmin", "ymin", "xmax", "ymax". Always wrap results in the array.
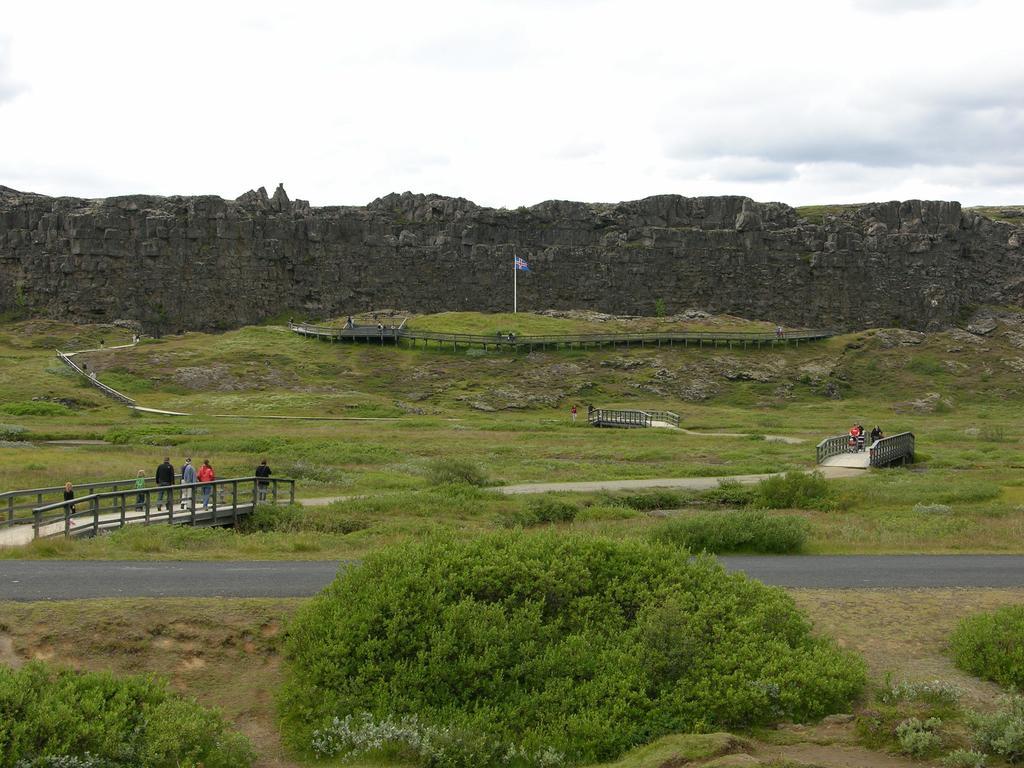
[{"xmin": 2, "ymin": 311, "xmax": 1024, "ymax": 557}]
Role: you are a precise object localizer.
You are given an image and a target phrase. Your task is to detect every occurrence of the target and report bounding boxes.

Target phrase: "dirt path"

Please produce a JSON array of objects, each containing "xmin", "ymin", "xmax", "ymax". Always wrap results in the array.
[{"xmin": 495, "ymin": 465, "xmax": 863, "ymax": 495}]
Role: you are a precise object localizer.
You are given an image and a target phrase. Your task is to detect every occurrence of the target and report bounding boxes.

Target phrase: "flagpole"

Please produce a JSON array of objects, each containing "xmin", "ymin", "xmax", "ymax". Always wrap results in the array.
[{"xmin": 513, "ymin": 251, "xmax": 517, "ymax": 314}]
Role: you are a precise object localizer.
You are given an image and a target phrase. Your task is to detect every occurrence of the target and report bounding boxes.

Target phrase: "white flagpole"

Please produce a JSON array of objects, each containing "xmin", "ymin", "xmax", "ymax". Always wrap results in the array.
[{"xmin": 513, "ymin": 251, "xmax": 518, "ymax": 314}]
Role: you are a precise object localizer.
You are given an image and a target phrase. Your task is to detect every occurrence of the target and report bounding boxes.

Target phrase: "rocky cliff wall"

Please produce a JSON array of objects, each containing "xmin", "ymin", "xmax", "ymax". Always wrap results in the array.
[{"xmin": 1, "ymin": 184, "xmax": 1022, "ymax": 332}]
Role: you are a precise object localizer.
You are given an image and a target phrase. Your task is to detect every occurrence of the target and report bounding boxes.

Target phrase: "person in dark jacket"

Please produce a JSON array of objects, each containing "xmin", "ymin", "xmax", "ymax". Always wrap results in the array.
[
  {"xmin": 870, "ymin": 425, "xmax": 883, "ymax": 443},
  {"xmin": 63, "ymin": 481, "xmax": 77, "ymax": 527},
  {"xmin": 155, "ymin": 457, "xmax": 175, "ymax": 512},
  {"xmin": 255, "ymin": 459, "xmax": 272, "ymax": 502}
]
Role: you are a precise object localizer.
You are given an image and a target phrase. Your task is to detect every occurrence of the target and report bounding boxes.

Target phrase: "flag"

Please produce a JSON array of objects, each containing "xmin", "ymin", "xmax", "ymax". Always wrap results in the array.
[{"xmin": 514, "ymin": 256, "xmax": 530, "ymax": 271}]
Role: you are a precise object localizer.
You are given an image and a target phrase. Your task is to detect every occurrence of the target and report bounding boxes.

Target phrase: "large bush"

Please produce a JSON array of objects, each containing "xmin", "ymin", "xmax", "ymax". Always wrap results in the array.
[
  {"xmin": 0, "ymin": 663, "xmax": 254, "ymax": 768},
  {"xmin": 280, "ymin": 533, "xmax": 865, "ymax": 767},
  {"xmin": 951, "ymin": 606, "xmax": 1024, "ymax": 688}
]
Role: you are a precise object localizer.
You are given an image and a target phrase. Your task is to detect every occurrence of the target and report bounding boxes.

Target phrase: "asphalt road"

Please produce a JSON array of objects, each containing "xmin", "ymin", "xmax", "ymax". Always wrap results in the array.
[{"xmin": 3, "ymin": 555, "xmax": 1024, "ymax": 601}]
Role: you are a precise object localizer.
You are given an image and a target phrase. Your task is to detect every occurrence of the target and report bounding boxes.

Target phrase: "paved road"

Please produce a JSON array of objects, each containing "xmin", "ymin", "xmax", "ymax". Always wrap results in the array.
[{"xmin": 3, "ymin": 555, "xmax": 1024, "ymax": 601}]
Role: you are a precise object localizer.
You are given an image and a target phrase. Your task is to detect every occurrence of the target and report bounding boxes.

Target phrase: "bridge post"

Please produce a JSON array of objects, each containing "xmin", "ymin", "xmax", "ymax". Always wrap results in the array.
[
  {"xmin": 120, "ymin": 493, "xmax": 126, "ymax": 528},
  {"xmin": 91, "ymin": 496, "xmax": 100, "ymax": 538},
  {"xmin": 189, "ymin": 487, "xmax": 196, "ymax": 526}
]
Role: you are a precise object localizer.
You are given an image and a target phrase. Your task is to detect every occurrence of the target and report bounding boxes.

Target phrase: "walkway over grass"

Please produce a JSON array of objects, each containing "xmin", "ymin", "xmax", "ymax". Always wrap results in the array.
[
  {"xmin": 0, "ymin": 477, "xmax": 296, "ymax": 546},
  {"xmin": 290, "ymin": 321, "xmax": 832, "ymax": 352},
  {"xmin": 816, "ymin": 432, "xmax": 916, "ymax": 469},
  {"xmin": 587, "ymin": 408, "xmax": 680, "ymax": 428}
]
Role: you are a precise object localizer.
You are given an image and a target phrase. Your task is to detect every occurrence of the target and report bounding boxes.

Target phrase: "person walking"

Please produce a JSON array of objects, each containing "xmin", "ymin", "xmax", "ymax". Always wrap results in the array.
[
  {"xmin": 155, "ymin": 456, "xmax": 175, "ymax": 512},
  {"xmin": 856, "ymin": 424, "xmax": 866, "ymax": 452},
  {"xmin": 255, "ymin": 459, "xmax": 272, "ymax": 502},
  {"xmin": 198, "ymin": 459, "xmax": 215, "ymax": 510},
  {"xmin": 870, "ymin": 425, "xmax": 882, "ymax": 443},
  {"xmin": 134, "ymin": 470, "xmax": 146, "ymax": 512},
  {"xmin": 180, "ymin": 457, "xmax": 196, "ymax": 510},
  {"xmin": 63, "ymin": 481, "xmax": 77, "ymax": 527},
  {"xmin": 570, "ymin": 404, "xmax": 578, "ymax": 423}
]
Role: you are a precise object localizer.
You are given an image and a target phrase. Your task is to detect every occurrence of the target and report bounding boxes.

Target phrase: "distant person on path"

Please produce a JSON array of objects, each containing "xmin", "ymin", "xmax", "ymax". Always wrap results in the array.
[
  {"xmin": 856, "ymin": 424, "xmax": 866, "ymax": 452},
  {"xmin": 134, "ymin": 470, "xmax": 146, "ymax": 512},
  {"xmin": 571, "ymin": 404, "xmax": 578, "ymax": 423},
  {"xmin": 776, "ymin": 326, "xmax": 784, "ymax": 340},
  {"xmin": 870, "ymin": 425, "xmax": 882, "ymax": 443},
  {"xmin": 345, "ymin": 316, "xmax": 354, "ymax": 329},
  {"xmin": 255, "ymin": 459, "xmax": 272, "ymax": 502},
  {"xmin": 155, "ymin": 456, "xmax": 175, "ymax": 511},
  {"xmin": 198, "ymin": 459, "xmax": 216, "ymax": 510},
  {"xmin": 180, "ymin": 457, "xmax": 196, "ymax": 510},
  {"xmin": 848, "ymin": 425, "xmax": 859, "ymax": 452},
  {"xmin": 63, "ymin": 482, "xmax": 77, "ymax": 527}
]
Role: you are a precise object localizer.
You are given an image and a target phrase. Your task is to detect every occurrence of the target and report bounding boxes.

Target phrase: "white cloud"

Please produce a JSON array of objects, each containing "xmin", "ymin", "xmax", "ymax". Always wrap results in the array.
[{"xmin": 0, "ymin": 0, "xmax": 1021, "ymax": 207}]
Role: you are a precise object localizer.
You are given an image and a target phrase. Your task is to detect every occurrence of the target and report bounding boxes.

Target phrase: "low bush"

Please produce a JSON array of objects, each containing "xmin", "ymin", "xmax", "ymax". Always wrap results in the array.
[
  {"xmin": 425, "ymin": 458, "xmax": 488, "ymax": 487},
  {"xmin": 238, "ymin": 504, "xmax": 367, "ymax": 535},
  {"xmin": 756, "ymin": 471, "xmax": 834, "ymax": 510},
  {"xmin": 0, "ymin": 662, "xmax": 254, "ymax": 768},
  {"xmin": 653, "ymin": 510, "xmax": 808, "ymax": 554},
  {"xmin": 878, "ymin": 679, "xmax": 962, "ymax": 711},
  {"xmin": 895, "ymin": 717, "xmax": 943, "ymax": 757},
  {"xmin": 615, "ymin": 491, "xmax": 685, "ymax": 511},
  {"xmin": 280, "ymin": 533, "xmax": 865, "ymax": 767},
  {"xmin": 499, "ymin": 499, "xmax": 578, "ymax": 528},
  {"xmin": 0, "ymin": 401, "xmax": 69, "ymax": 417},
  {"xmin": 0, "ymin": 423, "xmax": 27, "ymax": 441},
  {"xmin": 943, "ymin": 749, "xmax": 988, "ymax": 768},
  {"xmin": 701, "ymin": 480, "xmax": 759, "ymax": 507},
  {"xmin": 950, "ymin": 606, "xmax": 1024, "ymax": 688},
  {"xmin": 969, "ymin": 695, "xmax": 1024, "ymax": 762}
]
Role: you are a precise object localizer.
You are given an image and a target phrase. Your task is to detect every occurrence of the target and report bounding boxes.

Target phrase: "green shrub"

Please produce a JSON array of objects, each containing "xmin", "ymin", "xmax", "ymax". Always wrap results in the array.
[
  {"xmin": 238, "ymin": 504, "xmax": 367, "ymax": 535},
  {"xmin": 701, "ymin": 480, "xmax": 759, "ymax": 507},
  {"xmin": 951, "ymin": 607, "xmax": 1024, "ymax": 688},
  {"xmin": 280, "ymin": 533, "xmax": 865, "ymax": 767},
  {"xmin": 969, "ymin": 695, "xmax": 1024, "ymax": 762},
  {"xmin": 0, "ymin": 423, "xmax": 27, "ymax": 441},
  {"xmin": 0, "ymin": 662, "xmax": 254, "ymax": 768},
  {"xmin": 653, "ymin": 510, "xmax": 809, "ymax": 554},
  {"xmin": 879, "ymin": 679, "xmax": 962, "ymax": 711},
  {"xmin": 499, "ymin": 499, "xmax": 578, "ymax": 528},
  {"xmin": 0, "ymin": 401, "xmax": 70, "ymax": 417},
  {"xmin": 896, "ymin": 717, "xmax": 944, "ymax": 757},
  {"xmin": 615, "ymin": 491, "xmax": 685, "ymax": 511},
  {"xmin": 425, "ymin": 458, "xmax": 488, "ymax": 487},
  {"xmin": 756, "ymin": 471, "xmax": 834, "ymax": 510},
  {"xmin": 943, "ymin": 749, "xmax": 988, "ymax": 768}
]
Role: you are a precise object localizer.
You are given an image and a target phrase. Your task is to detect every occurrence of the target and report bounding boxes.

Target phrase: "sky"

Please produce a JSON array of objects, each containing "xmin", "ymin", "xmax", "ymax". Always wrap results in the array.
[{"xmin": 1, "ymin": 0, "xmax": 1022, "ymax": 208}]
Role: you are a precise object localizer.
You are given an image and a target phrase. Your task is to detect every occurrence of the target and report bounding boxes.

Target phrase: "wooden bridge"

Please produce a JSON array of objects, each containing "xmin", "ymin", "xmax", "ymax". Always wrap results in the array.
[
  {"xmin": 816, "ymin": 432, "xmax": 915, "ymax": 469},
  {"xmin": 0, "ymin": 476, "xmax": 295, "ymax": 546},
  {"xmin": 588, "ymin": 408, "xmax": 681, "ymax": 429},
  {"xmin": 290, "ymin": 322, "xmax": 832, "ymax": 352}
]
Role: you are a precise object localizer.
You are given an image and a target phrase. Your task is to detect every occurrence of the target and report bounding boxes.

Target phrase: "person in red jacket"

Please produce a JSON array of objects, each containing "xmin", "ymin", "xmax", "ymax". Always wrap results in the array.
[{"xmin": 197, "ymin": 459, "xmax": 216, "ymax": 509}]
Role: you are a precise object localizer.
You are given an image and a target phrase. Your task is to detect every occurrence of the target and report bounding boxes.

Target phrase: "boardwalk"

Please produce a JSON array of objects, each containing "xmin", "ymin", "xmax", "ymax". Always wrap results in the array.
[
  {"xmin": 290, "ymin": 321, "xmax": 832, "ymax": 352},
  {"xmin": 816, "ymin": 432, "xmax": 916, "ymax": 469}
]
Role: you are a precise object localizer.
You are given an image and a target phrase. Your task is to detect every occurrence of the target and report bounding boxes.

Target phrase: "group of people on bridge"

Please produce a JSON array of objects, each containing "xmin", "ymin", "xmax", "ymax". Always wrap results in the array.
[
  {"xmin": 848, "ymin": 424, "xmax": 883, "ymax": 452},
  {"xmin": 59, "ymin": 457, "xmax": 274, "ymax": 520}
]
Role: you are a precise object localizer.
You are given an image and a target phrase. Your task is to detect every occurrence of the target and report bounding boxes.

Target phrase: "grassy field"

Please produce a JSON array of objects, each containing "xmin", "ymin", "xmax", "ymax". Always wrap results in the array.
[{"xmin": 2, "ymin": 313, "xmax": 1024, "ymax": 556}]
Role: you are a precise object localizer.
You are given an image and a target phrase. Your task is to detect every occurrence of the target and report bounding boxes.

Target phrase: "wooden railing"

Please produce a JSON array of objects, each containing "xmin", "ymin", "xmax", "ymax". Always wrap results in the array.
[
  {"xmin": 647, "ymin": 410, "xmax": 681, "ymax": 427},
  {"xmin": 816, "ymin": 434, "xmax": 852, "ymax": 464},
  {"xmin": 290, "ymin": 322, "xmax": 832, "ymax": 351},
  {"xmin": 816, "ymin": 432, "xmax": 915, "ymax": 467},
  {"xmin": 24, "ymin": 477, "xmax": 296, "ymax": 540},
  {"xmin": 588, "ymin": 409, "xmax": 653, "ymax": 428},
  {"xmin": 869, "ymin": 432, "xmax": 915, "ymax": 467},
  {"xmin": 56, "ymin": 350, "xmax": 136, "ymax": 406},
  {"xmin": 2, "ymin": 474, "xmax": 183, "ymax": 527}
]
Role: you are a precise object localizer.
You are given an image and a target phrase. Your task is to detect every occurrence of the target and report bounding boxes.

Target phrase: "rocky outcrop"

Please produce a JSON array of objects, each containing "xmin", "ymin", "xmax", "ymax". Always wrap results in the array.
[{"xmin": 1, "ymin": 185, "xmax": 1022, "ymax": 332}]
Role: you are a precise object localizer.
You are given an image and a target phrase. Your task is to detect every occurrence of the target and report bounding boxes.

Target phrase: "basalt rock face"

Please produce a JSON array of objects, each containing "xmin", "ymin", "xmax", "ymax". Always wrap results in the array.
[{"xmin": 1, "ymin": 184, "xmax": 1022, "ymax": 332}]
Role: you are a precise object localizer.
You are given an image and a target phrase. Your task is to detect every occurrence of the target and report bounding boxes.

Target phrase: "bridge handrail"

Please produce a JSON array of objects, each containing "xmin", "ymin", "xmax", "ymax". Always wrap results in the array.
[
  {"xmin": 290, "ymin": 322, "xmax": 832, "ymax": 345},
  {"xmin": 815, "ymin": 434, "xmax": 852, "ymax": 464},
  {"xmin": 2, "ymin": 474, "xmax": 188, "ymax": 525},
  {"xmin": 588, "ymin": 408, "xmax": 652, "ymax": 427},
  {"xmin": 869, "ymin": 432, "xmax": 915, "ymax": 467},
  {"xmin": 647, "ymin": 410, "xmax": 680, "ymax": 427},
  {"xmin": 26, "ymin": 476, "xmax": 296, "ymax": 540},
  {"xmin": 56, "ymin": 350, "xmax": 136, "ymax": 406}
]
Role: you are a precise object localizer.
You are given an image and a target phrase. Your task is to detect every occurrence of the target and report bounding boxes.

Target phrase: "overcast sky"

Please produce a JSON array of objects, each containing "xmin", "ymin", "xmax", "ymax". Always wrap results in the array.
[{"xmin": 2, "ymin": 0, "xmax": 1022, "ymax": 208}]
